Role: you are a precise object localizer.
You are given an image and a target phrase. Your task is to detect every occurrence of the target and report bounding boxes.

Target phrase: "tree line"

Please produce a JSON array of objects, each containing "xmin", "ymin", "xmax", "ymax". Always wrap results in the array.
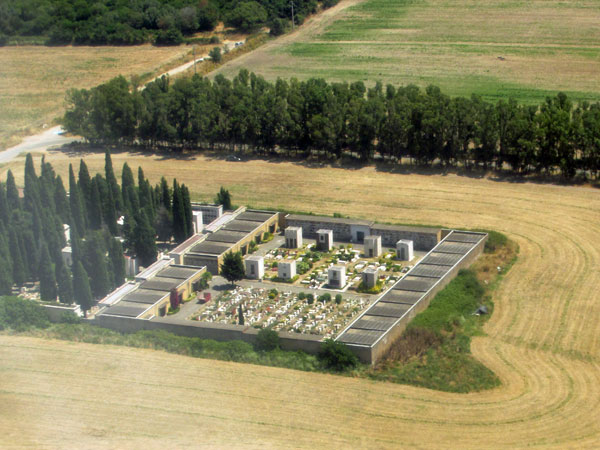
[
  {"xmin": 0, "ymin": 0, "xmax": 338, "ymax": 46},
  {"xmin": 0, "ymin": 152, "xmax": 194, "ymax": 314},
  {"xmin": 62, "ymin": 71, "xmax": 600, "ymax": 179}
]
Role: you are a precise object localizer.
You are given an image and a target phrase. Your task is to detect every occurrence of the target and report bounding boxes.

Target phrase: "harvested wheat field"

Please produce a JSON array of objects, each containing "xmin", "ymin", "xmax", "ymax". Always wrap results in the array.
[
  {"xmin": 215, "ymin": 0, "xmax": 600, "ymax": 104},
  {"xmin": 1, "ymin": 151, "xmax": 600, "ymax": 448},
  {"xmin": 0, "ymin": 45, "xmax": 197, "ymax": 150}
]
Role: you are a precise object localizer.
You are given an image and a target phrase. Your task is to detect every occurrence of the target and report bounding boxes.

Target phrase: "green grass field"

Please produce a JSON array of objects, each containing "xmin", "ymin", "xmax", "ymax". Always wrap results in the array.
[{"xmin": 216, "ymin": 0, "xmax": 600, "ymax": 103}]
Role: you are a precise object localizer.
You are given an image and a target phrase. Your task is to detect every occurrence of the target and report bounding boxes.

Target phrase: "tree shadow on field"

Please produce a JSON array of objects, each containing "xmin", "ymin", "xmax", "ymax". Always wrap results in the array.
[{"xmin": 49, "ymin": 142, "xmax": 198, "ymax": 161}]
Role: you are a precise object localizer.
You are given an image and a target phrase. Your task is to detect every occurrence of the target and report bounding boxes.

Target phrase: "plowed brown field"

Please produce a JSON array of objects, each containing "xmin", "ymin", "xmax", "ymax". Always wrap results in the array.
[{"xmin": 1, "ymin": 152, "xmax": 600, "ymax": 448}]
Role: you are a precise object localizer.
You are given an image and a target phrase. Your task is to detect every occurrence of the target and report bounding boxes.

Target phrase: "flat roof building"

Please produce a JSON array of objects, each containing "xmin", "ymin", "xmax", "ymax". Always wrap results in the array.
[
  {"xmin": 328, "ymin": 265, "xmax": 346, "ymax": 289},
  {"xmin": 245, "ymin": 255, "xmax": 265, "ymax": 280},
  {"xmin": 278, "ymin": 260, "xmax": 296, "ymax": 280},
  {"xmin": 364, "ymin": 235, "xmax": 382, "ymax": 258},
  {"xmin": 285, "ymin": 226, "xmax": 303, "ymax": 249}
]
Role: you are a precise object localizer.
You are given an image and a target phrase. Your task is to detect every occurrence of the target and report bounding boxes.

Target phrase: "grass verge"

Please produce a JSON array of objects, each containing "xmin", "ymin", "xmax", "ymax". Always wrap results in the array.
[{"xmin": 365, "ymin": 234, "xmax": 518, "ymax": 392}]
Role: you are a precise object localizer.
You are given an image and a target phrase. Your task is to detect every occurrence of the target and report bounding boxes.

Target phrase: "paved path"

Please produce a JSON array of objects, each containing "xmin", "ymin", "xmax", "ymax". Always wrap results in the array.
[{"xmin": 0, "ymin": 126, "xmax": 77, "ymax": 163}]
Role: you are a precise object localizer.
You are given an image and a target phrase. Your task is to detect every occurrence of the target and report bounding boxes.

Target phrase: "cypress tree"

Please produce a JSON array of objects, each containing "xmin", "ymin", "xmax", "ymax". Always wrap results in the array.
[
  {"xmin": 9, "ymin": 228, "xmax": 26, "ymax": 287},
  {"xmin": 121, "ymin": 162, "xmax": 136, "ymax": 212},
  {"xmin": 0, "ymin": 233, "xmax": 13, "ymax": 294},
  {"xmin": 0, "ymin": 182, "xmax": 8, "ymax": 225},
  {"xmin": 182, "ymin": 184, "xmax": 194, "ymax": 238},
  {"xmin": 81, "ymin": 232, "xmax": 112, "ymax": 298},
  {"xmin": 23, "ymin": 153, "xmax": 42, "ymax": 216},
  {"xmin": 105, "ymin": 149, "xmax": 122, "ymax": 213},
  {"xmin": 69, "ymin": 164, "xmax": 86, "ymax": 237},
  {"xmin": 73, "ymin": 260, "xmax": 93, "ymax": 315},
  {"xmin": 88, "ymin": 178, "xmax": 103, "ymax": 229},
  {"xmin": 39, "ymin": 243, "xmax": 57, "ymax": 301},
  {"xmin": 95, "ymin": 175, "xmax": 117, "ymax": 235},
  {"xmin": 215, "ymin": 186, "xmax": 232, "ymax": 210},
  {"xmin": 39, "ymin": 158, "xmax": 57, "ymax": 215},
  {"xmin": 6, "ymin": 169, "xmax": 20, "ymax": 211},
  {"xmin": 108, "ymin": 238, "xmax": 126, "ymax": 288},
  {"xmin": 171, "ymin": 179, "xmax": 186, "ymax": 242},
  {"xmin": 57, "ymin": 263, "xmax": 74, "ymax": 304},
  {"xmin": 133, "ymin": 211, "xmax": 157, "ymax": 267},
  {"xmin": 54, "ymin": 175, "xmax": 71, "ymax": 225},
  {"xmin": 78, "ymin": 159, "xmax": 92, "ymax": 207},
  {"xmin": 20, "ymin": 230, "xmax": 36, "ymax": 281},
  {"xmin": 160, "ymin": 177, "xmax": 170, "ymax": 211},
  {"xmin": 238, "ymin": 304, "xmax": 244, "ymax": 325}
]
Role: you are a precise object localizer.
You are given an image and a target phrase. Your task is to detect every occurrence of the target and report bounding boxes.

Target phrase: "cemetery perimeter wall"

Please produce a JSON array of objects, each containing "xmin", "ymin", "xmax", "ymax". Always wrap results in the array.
[{"xmin": 91, "ymin": 314, "xmax": 323, "ymax": 354}]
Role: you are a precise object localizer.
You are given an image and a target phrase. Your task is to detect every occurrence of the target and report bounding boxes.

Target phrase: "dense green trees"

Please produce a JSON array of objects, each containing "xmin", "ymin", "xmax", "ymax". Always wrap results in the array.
[
  {"xmin": 0, "ymin": 0, "xmax": 335, "ymax": 46},
  {"xmin": 0, "ymin": 152, "xmax": 193, "ymax": 313},
  {"xmin": 220, "ymin": 252, "xmax": 245, "ymax": 285},
  {"xmin": 215, "ymin": 187, "xmax": 232, "ymax": 210},
  {"xmin": 64, "ymin": 71, "xmax": 600, "ymax": 178}
]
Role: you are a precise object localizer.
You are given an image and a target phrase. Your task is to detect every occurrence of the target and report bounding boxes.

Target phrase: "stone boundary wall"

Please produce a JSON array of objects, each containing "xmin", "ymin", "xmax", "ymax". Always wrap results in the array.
[
  {"xmin": 285, "ymin": 215, "xmax": 441, "ymax": 251},
  {"xmin": 91, "ymin": 314, "xmax": 323, "ymax": 354},
  {"xmin": 285, "ymin": 218, "xmax": 354, "ymax": 241},
  {"xmin": 43, "ymin": 304, "xmax": 82, "ymax": 321},
  {"xmin": 370, "ymin": 226, "xmax": 441, "ymax": 251},
  {"xmin": 366, "ymin": 235, "xmax": 487, "ymax": 364}
]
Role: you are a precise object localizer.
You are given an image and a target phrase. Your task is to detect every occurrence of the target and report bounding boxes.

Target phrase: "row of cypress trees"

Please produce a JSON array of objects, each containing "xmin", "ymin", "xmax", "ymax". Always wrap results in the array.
[
  {"xmin": 0, "ymin": 151, "xmax": 194, "ymax": 314},
  {"xmin": 63, "ymin": 71, "xmax": 600, "ymax": 178}
]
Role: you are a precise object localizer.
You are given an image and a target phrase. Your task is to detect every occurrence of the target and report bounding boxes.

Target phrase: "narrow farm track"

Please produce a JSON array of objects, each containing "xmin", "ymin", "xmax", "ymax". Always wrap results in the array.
[{"xmin": 1, "ymin": 155, "xmax": 600, "ymax": 448}]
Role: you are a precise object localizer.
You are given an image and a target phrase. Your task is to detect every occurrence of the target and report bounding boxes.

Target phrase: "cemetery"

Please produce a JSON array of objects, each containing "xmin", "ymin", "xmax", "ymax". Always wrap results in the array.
[{"xmin": 191, "ymin": 286, "xmax": 371, "ymax": 339}]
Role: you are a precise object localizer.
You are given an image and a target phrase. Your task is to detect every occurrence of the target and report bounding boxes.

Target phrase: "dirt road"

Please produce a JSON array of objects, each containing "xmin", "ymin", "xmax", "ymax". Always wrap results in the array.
[{"xmin": 0, "ymin": 126, "xmax": 76, "ymax": 164}]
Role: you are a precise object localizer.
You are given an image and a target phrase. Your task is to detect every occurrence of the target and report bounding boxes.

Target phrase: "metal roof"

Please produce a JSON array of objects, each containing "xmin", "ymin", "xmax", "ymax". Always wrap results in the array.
[
  {"xmin": 367, "ymin": 302, "xmax": 411, "ymax": 318},
  {"xmin": 446, "ymin": 232, "xmax": 483, "ymax": 243},
  {"xmin": 222, "ymin": 219, "xmax": 262, "ymax": 233},
  {"xmin": 190, "ymin": 241, "xmax": 231, "ymax": 255},
  {"xmin": 336, "ymin": 230, "xmax": 487, "ymax": 349},
  {"xmin": 421, "ymin": 252, "xmax": 463, "ymax": 266},
  {"xmin": 123, "ymin": 289, "xmax": 169, "ymax": 304},
  {"xmin": 435, "ymin": 241, "xmax": 474, "ymax": 255},
  {"xmin": 379, "ymin": 289, "xmax": 423, "ymax": 305},
  {"xmin": 237, "ymin": 211, "xmax": 276, "ymax": 222},
  {"xmin": 410, "ymin": 264, "xmax": 448, "ymax": 278},
  {"xmin": 394, "ymin": 277, "xmax": 438, "ymax": 292},
  {"xmin": 170, "ymin": 234, "xmax": 204, "ymax": 255},
  {"xmin": 336, "ymin": 329, "xmax": 383, "ymax": 346},
  {"xmin": 99, "ymin": 282, "xmax": 138, "ymax": 306},
  {"xmin": 352, "ymin": 315, "xmax": 398, "ymax": 331},
  {"xmin": 140, "ymin": 277, "xmax": 183, "ymax": 292},
  {"xmin": 157, "ymin": 266, "xmax": 201, "ymax": 280},
  {"xmin": 206, "ymin": 230, "xmax": 248, "ymax": 244},
  {"xmin": 101, "ymin": 303, "xmax": 147, "ymax": 318}
]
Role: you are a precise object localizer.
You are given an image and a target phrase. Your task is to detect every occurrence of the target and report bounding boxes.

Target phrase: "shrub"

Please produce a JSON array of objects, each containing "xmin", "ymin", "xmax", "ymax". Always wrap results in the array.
[
  {"xmin": 268, "ymin": 288, "xmax": 278, "ymax": 299},
  {"xmin": 256, "ymin": 328, "xmax": 280, "ymax": 351},
  {"xmin": 318, "ymin": 339, "xmax": 359, "ymax": 371},
  {"xmin": 335, "ymin": 294, "xmax": 343, "ymax": 304},
  {"xmin": 154, "ymin": 28, "xmax": 184, "ymax": 46},
  {"xmin": 483, "ymin": 230, "xmax": 508, "ymax": 253},
  {"xmin": 269, "ymin": 18, "xmax": 288, "ymax": 36},
  {"xmin": 0, "ymin": 296, "xmax": 50, "ymax": 331},
  {"xmin": 209, "ymin": 35, "xmax": 220, "ymax": 44},
  {"xmin": 318, "ymin": 293, "xmax": 331, "ymax": 303},
  {"xmin": 209, "ymin": 46, "xmax": 222, "ymax": 63},
  {"xmin": 298, "ymin": 292, "xmax": 306, "ymax": 300},
  {"xmin": 307, "ymin": 294, "xmax": 314, "ymax": 305},
  {"xmin": 59, "ymin": 311, "xmax": 81, "ymax": 324}
]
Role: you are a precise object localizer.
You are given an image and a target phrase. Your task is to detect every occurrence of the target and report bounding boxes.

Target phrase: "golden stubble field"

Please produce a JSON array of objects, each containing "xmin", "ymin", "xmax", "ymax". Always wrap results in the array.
[
  {"xmin": 1, "ymin": 150, "xmax": 600, "ymax": 448},
  {"xmin": 214, "ymin": 0, "xmax": 600, "ymax": 103},
  {"xmin": 0, "ymin": 45, "xmax": 197, "ymax": 149}
]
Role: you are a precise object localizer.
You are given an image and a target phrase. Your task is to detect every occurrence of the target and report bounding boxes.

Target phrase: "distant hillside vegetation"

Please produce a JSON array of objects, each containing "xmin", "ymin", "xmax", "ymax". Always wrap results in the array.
[{"xmin": 0, "ymin": 0, "xmax": 339, "ymax": 46}]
